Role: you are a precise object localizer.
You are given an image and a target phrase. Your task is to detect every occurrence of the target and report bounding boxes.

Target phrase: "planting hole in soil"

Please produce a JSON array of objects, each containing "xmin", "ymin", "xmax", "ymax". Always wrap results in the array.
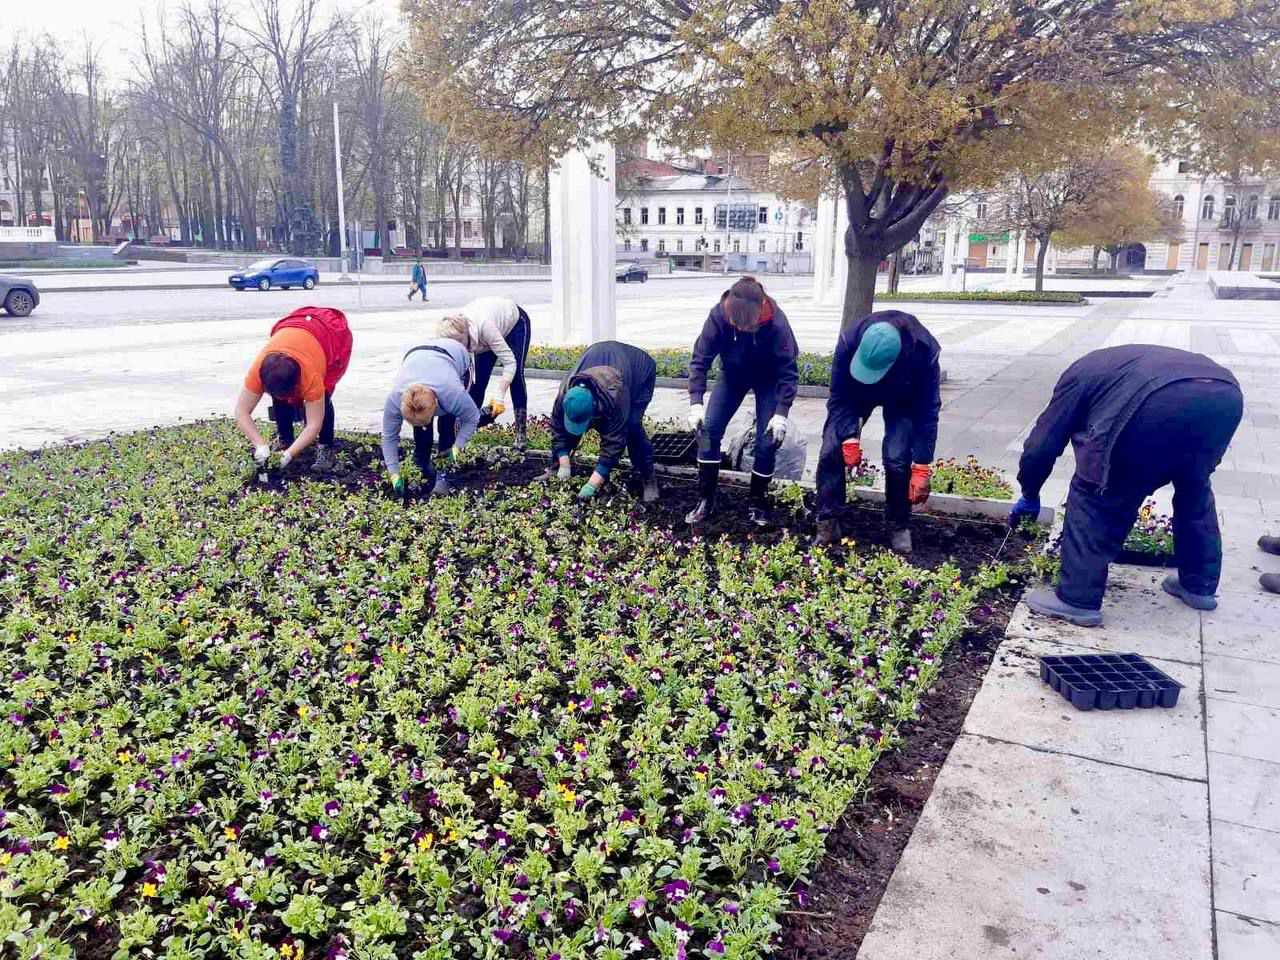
[{"xmin": 0, "ymin": 421, "xmax": 1029, "ymax": 959}]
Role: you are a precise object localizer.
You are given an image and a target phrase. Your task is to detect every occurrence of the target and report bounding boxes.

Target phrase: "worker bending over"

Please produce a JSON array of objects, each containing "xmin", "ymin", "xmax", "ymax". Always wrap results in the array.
[
  {"xmin": 444, "ymin": 296, "xmax": 533, "ymax": 448},
  {"xmin": 381, "ymin": 336, "xmax": 480, "ymax": 496},
  {"xmin": 1010, "ymin": 344, "xmax": 1243, "ymax": 626},
  {"xmin": 550, "ymin": 340, "xmax": 660, "ymax": 503},
  {"xmin": 686, "ymin": 276, "xmax": 799, "ymax": 526},
  {"xmin": 814, "ymin": 310, "xmax": 942, "ymax": 554},
  {"xmin": 234, "ymin": 307, "xmax": 352, "ymax": 473}
]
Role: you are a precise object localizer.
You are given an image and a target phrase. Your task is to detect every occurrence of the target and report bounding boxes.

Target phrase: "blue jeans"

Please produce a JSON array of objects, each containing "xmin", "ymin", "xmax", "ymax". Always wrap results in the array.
[
  {"xmin": 698, "ymin": 377, "xmax": 779, "ymax": 477},
  {"xmin": 816, "ymin": 405, "xmax": 916, "ymax": 527}
]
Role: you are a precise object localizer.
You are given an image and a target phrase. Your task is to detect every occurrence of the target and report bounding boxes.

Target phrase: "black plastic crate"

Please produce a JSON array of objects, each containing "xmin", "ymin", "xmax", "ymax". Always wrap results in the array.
[
  {"xmin": 650, "ymin": 431, "xmax": 698, "ymax": 465},
  {"xmin": 1039, "ymin": 653, "xmax": 1182, "ymax": 712}
]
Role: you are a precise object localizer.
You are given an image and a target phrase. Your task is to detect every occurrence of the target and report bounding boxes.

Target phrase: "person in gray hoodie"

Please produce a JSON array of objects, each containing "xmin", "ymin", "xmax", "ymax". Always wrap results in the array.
[{"xmin": 382, "ymin": 337, "xmax": 480, "ymax": 495}]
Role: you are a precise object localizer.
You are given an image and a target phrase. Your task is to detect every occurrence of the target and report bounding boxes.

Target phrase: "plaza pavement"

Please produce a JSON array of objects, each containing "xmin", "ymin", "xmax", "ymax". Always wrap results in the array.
[{"xmin": 1, "ymin": 271, "xmax": 1278, "ymax": 958}]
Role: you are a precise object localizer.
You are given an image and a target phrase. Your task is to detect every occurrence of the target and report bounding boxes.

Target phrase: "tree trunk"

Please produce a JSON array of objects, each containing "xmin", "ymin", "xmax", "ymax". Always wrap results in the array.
[
  {"xmin": 1091, "ymin": 246, "xmax": 1101, "ymax": 272},
  {"xmin": 1034, "ymin": 236, "xmax": 1050, "ymax": 292},
  {"xmin": 886, "ymin": 250, "xmax": 901, "ymax": 294},
  {"xmin": 842, "ymin": 252, "xmax": 881, "ymax": 328},
  {"xmin": 541, "ymin": 160, "xmax": 551, "ymax": 264}
]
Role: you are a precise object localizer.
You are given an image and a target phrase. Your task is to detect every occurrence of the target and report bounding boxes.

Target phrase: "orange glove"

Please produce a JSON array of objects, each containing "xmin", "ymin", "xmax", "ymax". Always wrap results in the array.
[
  {"xmin": 908, "ymin": 464, "xmax": 931, "ymax": 505},
  {"xmin": 841, "ymin": 438, "xmax": 862, "ymax": 469}
]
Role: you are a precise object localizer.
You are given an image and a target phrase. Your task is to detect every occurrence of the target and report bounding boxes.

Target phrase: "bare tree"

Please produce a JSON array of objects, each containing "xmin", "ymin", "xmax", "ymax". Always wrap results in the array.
[
  {"xmin": 351, "ymin": 16, "xmax": 401, "ymax": 258},
  {"xmin": 51, "ymin": 38, "xmax": 122, "ymax": 242}
]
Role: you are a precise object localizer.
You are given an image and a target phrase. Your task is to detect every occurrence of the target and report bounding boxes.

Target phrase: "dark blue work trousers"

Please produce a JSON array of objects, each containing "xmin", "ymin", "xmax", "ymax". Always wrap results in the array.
[
  {"xmin": 816, "ymin": 406, "xmax": 918, "ymax": 528},
  {"xmin": 698, "ymin": 376, "xmax": 780, "ymax": 477}
]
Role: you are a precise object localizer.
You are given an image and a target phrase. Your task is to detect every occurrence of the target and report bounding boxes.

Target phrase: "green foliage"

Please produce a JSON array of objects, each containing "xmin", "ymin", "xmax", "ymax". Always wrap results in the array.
[
  {"xmin": 878, "ymin": 291, "xmax": 1083, "ymax": 304},
  {"xmin": 0, "ymin": 421, "xmax": 999, "ymax": 958},
  {"xmin": 930, "ymin": 457, "xmax": 1015, "ymax": 501},
  {"xmin": 1123, "ymin": 501, "xmax": 1175, "ymax": 555},
  {"xmin": 527, "ymin": 346, "xmax": 835, "ymax": 387}
]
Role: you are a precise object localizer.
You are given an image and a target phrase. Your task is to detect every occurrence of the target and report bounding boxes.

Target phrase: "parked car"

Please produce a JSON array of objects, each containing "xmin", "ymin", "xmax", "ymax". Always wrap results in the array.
[
  {"xmin": 0, "ymin": 275, "xmax": 39, "ymax": 317},
  {"xmin": 615, "ymin": 263, "xmax": 649, "ymax": 283},
  {"xmin": 228, "ymin": 258, "xmax": 319, "ymax": 291}
]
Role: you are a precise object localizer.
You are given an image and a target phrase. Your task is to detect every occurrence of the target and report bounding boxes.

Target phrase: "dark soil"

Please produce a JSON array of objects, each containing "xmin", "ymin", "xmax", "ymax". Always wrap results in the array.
[{"xmin": 778, "ymin": 583, "xmax": 1024, "ymax": 959}]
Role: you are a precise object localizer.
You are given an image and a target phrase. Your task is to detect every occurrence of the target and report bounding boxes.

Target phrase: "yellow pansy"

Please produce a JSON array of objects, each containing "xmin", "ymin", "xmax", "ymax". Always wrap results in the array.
[
  {"xmin": 53, "ymin": 836, "xmax": 70, "ymax": 851},
  {"xmin": 141, "ymin": 882, "xmax": 157, "ymax": 897}
]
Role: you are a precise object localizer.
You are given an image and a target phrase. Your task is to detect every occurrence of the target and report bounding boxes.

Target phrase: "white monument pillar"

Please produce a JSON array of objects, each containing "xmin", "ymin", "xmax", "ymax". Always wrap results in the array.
[
  {"xmin": 550, "ymin": 144, "xmax": 617, "ymax": 344},
  {"xmin": 811, "ymin": 193, "xmax": 836, "ymax": 304},
  {"xmin": 1014, "ymin": 230, "xmax": 1027, "ymax": 280},
  {"xmin": 826, "ymin": 195, "xmax": 850, "ymax": 307},
  {"xmin": 1006, "ymin": 231, "xmax": 1017, "ymax": 276},
  {"xmin": 941, "ymin": 219, "xmax": 957, "ymax": 291}
]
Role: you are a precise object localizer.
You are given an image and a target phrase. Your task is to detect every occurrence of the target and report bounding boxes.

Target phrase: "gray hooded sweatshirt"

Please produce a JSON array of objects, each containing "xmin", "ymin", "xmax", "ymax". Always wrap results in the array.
[{"xmin": 381, "ymin": 338, "xmax": 480, "ymax": 474}]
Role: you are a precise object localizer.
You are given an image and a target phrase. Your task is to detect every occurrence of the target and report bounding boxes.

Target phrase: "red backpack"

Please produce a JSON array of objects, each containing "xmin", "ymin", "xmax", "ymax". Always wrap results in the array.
[{"xmin": 270, "ymin": 307, "xmax": 353, "ymax": 393}]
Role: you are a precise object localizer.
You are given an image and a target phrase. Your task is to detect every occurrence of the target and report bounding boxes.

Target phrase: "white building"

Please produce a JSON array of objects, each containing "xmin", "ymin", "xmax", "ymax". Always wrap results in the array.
[{"xmin": 616, "ymin": 157, "xmax": 813, "ymax": 273}]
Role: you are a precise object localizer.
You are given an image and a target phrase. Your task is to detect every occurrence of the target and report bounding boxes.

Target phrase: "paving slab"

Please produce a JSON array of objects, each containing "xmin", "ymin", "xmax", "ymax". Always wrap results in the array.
[
  {"xmin": 1205, "ymin": 654, "xmax": 1280, "ymax": 709},
  {"xmin": 1005, "ymin": 574, "xmax": 1202, "ymax": 664},
  {"xmin": 963, "ymin": 635, "xmax": 1205, "ymax": 780},
  {"xmin": 1213, "ymin": 820, "xmax": 1280, "ymax": 925},
  {"xmin": 1216, "ymin": 910, "xmax": 1280, "ymax": 960},
  {"xmin": 1202, "ymin": 594, "xmax": 1280, "ymax": 664},
  {"xmin": 855, "ymin": 735, "xmax": 1211, "ymax": 960},
  {"xmin": 1206, "ymin": 699, "xmax": 1280, "ymax": 765},
  {"xmin": 1209, "ymin": 752, "xmax": 1280, "ymax": 834}
]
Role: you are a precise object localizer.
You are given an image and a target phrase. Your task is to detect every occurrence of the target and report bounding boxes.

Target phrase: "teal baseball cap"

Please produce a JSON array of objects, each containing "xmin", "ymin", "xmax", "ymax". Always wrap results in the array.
[
  {"xmin": 563, "ymin": 385, "xmax": 595, "ymax": 435},
  {"xmin": 849, "ymin": 322, "xmax": 902, "ymax": 384}
]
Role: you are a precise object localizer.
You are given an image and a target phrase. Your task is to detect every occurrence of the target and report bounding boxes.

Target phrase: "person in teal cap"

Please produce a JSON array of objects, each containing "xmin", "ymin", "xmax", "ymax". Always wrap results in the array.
[
  {"xmin": 549, "ymin": 340, "xmax": 660, "ymax": 502},
  {"xmin": 813, "ymin": 310, "xmax": 942, "ymax": 553}
]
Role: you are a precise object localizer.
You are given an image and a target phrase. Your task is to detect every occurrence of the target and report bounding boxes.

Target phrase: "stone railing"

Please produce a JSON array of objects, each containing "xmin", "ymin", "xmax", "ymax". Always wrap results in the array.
[{"xmin": 0, "ymin": 226, "xmax": 56, "ymax": 242}]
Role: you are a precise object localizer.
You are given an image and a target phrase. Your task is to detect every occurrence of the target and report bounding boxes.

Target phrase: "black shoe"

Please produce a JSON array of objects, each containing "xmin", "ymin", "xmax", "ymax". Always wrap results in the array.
[
  {"xmin": 642, "ymin": 476, "xmax": 659, "ymax": 502},
  {"xmin": 1261, "ymin": 573, "xmax": 1280, "ymax": 595},
  {"xmin": 686, "ymin": 461, "xmax": 720, "ymax": 524},
  {"xmin": 1259, "ymin": 536, "xmax": 1280, "ymax": 557},
  {"xmin": 814, "ymin": 517, "xmax": 840, "ymax": 546},
  {"xmin": 514, "ymin": 411, "xmax": 528, "ymax": 451},
  {"xmin": 747, "ymin": 471, "xmax": 772, "ymax": 527},
  {"xmin": 748, "ymin": 504, "xmax": 771, "ymax": 527}
]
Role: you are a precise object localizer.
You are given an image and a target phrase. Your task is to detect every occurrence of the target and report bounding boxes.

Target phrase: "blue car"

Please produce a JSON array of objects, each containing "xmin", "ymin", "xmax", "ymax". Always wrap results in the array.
[{"xmin": 229, "ymin": 257, "xmax": 320, "ymax": 291}]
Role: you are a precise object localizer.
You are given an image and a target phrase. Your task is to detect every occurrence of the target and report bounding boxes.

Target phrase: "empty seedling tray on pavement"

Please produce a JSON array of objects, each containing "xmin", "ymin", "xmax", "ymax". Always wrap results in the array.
[
  {"xmin": 650, "ymin": 431, "xmax": 698, "ymax": 465},
  {"xmin": 1039, "ymin": 653, "xmax": 1182, "ymax": 711}
]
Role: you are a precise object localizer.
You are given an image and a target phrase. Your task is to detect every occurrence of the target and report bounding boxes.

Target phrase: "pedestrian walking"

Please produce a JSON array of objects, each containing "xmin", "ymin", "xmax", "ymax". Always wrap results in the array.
[
  {"xmin": 1010, "ymin": 345, "xmax": 1243, "ymax": 626},
  {"xmin": 234, "ymin": 307, "xmax": 353, "ymax": 474},
  {"xmin": 408, "ymin": 259, "xmax": 428, "ymax": 301},
  {"xmin": 445, "ymin": 296, "xmax": 533, "ymax": 447},
  {"xmin": 549, "ymin": 340, "xmax": 660, "ymax": 503},
  {"xmin": 813, "ymin": 310, "xmax": 942, "ymax": 554},
  {"xmin": 685, "ymin": 276, "xmax": 799, "ymax": 526},
  {"xmin": 381, "ymin": 337, "xmax": 480, "ymax": 496}
]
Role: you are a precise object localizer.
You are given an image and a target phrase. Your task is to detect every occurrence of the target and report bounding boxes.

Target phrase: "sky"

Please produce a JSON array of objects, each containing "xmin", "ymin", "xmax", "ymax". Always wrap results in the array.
[{"xmin": 9, "ymin": 0, "xmax": 404, "ymax": 73}]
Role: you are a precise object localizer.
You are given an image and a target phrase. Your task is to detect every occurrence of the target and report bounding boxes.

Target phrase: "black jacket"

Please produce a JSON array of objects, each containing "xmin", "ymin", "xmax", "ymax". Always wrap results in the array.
[
  {"xmin": 1018, "ymin": 344, "xmax": 1241, "ymax": 496},
  {"xmin": 827, "ymin": 310, "xmax": 942, "ymax": 463},
  {"xmin": 551, "ymin": 340, "xmax": 657, "ymax": 472},
  {"xmin": 688, "ymin": 291, "xmax": 799, "ymax": 415}
]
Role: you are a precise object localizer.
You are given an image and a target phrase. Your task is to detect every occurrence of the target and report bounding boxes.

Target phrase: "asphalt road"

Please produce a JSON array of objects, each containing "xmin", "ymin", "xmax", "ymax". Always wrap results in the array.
[{"xmin": 0, "ymin": 274, "xmax": 815, "ymax": 334}]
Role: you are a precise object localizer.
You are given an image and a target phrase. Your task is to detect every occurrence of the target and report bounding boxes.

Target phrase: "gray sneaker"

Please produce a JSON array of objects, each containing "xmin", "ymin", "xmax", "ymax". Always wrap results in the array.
[
  {"xmin": 642, "ymin": 476, "xmax": 659, "ymax": 502},
  {"xmin": 312, "ymin": 445, "xmax": 335, "ymax": 473},
  {"xmin": 432, "ymin": 472, "xmax": 454, "ymax": 495},
  {"xmin": 1261, "ymin": 573, "xmax": 1280, "ymax": 595},
  {"xmin": 1162, "ymin": 574, "xmax": 1218, "ymax": 611},
  {"xmin": 1025, "ymin": 587, "xmax": 1102, "ymax": 627},
  {"xmin": 889, "ymin": 528, "xmax": 912, "ymax": 555}
]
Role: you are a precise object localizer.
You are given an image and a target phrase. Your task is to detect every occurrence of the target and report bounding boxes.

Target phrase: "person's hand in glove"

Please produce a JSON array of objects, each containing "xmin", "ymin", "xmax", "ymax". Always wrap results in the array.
[
  {"xmin": 253, "ymin": 444, "xmax": 271, "ymax": 465},
  {"xmin": 280, "ymin": 451, "xmax": 293, "ymax": 469},
  {"xmin": 578, "ymin": 481, "xmax": 598, "ymax": 501},
  {"xmin": 687, "ymin": 403, "xmax": 705, "ymax": 432},
  {"xmin": 389, "ymin": 472, "xmax": 404, "ymax": 493},
  {"xmin": 908, "ymin": 464, "xmax": 931, "ymax": 505},
  {"xmin": 485, "ymin": 399, "xmax": 506, "ymax": 419},
  {"xmin": 841, "ymin": 438, "xmax": 862, "ymax": 469},
  {"xmin": 1008, "ymin": 494, "xmax": 1041, "ymax": 528},
  {"xmin": 765, "ymin": 415, "xmax": 789, "ymax": 447}
]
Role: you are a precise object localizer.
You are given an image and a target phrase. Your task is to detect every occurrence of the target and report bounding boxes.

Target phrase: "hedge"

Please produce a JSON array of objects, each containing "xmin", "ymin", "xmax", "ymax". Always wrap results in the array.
[
  {"xmin": 876, "ymin": 290, "xmax": 1084, "ymax": 303},
  {"xmin": 526, "ymin": 345, "xmax": 836, "ymax": 387}
]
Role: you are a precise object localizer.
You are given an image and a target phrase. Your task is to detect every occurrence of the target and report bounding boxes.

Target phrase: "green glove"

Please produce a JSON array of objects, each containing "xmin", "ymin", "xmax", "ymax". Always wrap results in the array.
[
  {"xmin": 578, "ymin": 482, "xmax": 597, "ymax": 501},
  {"xmin": 390, "ymin": 473, "xmax": 404, "ymax": 492}
]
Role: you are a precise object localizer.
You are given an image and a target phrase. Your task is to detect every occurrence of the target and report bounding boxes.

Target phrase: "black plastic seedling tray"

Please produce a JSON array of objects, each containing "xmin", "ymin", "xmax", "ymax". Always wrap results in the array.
[
  {"xmin": 1039, "ymin": 653, "xmax": 1182, "ymax": 711},
  {"xmin": 651, "ymin": 431, "xmax": 698, "ymax": 465}
]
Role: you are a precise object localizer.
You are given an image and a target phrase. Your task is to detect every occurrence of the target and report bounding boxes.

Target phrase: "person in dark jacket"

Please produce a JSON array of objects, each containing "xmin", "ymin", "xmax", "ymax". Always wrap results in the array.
[
  {"xmin": 550, "ymin": 340, "xmax": 659, "ymax": 502},
  {"xmin": 814, "ymin": 310, "xmax": 942, "ymax": 554},
  {"xmin": 686, "ymin": 276, "xmax": 799, "ymax": 526},
  {"xmin": 1009, "ymin": 345, "xmax": 1243, "ymax": 626}
]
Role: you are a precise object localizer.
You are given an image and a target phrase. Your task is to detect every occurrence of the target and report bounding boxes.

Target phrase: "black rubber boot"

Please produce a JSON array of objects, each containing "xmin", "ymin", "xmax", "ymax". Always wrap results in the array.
[
  {"xmin": 686, "ymin": 462, "xmax": 719, "ymax": 524},
  {"xmin": 515, "ymin": 410, "xmax": 528, "ymax": 451},
  {"xmin": 1259, "ymin": 535, "xmax": 1280, "ymax": 557},
  {"xmin": 748, "ymin": 472, "xmax": 772, "ymax": 527},
  {"xmin": 814, "ymin": 517, "xmax": 840, "ymax": 546}
]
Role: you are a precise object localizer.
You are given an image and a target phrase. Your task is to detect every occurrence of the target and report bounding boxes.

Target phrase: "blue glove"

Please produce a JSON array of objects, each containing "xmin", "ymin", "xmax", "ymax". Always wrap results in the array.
[
  {"xmin": 578, "ymin": 482, "xmax": 597, "ymax": 501},
  {"xmin": 1008, "ymin": 495, "xmax": 1041, "ymax": 528}
]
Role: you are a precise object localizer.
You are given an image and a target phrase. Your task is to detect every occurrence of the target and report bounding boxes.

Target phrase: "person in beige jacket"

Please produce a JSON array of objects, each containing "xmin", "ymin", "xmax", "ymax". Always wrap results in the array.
[{"xmin": 444, "ymin": 296, "xmax": 532, "ymax": 447}]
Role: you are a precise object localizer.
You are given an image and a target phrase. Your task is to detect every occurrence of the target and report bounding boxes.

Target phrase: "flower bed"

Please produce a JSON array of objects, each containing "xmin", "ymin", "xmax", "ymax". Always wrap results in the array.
[
  {"xmin": 929, "ymin": 457, "xmax": 1015, "ymax": 501},
  {"xmin": 877, "ymin": 291, "xmax": 1084, "ymax": 304},
  {"xmin": 527, "ymin": 347, "xmax": 835, "ymax": 388},
  {"xmin": 0, "ymin": 423, "xmax": 1014, "ymax": 960},
  {"xmin": 1116, "ymin": 500, "xmax": 1175, "ymax": 566}
]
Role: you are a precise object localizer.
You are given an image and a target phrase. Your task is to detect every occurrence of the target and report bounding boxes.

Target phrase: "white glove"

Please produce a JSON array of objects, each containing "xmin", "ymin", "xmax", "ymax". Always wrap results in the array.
[
  {"xmin": 253, "ymin": 444, "xmax": 271, "ymax": 464},
  {"xmin": 280, "ymin": 451, "xmax": 293, "ymax": 469},
  {"xmin": 687, "ymin": 403, "xmax": 705, "ymax": 432},
  {"xmin": 766, "ymin": 415, "xmax": 789, "ymax": 445},
  {"xmin": 557, "ymin": 462, "xmax": 572, "ymax": 480}
]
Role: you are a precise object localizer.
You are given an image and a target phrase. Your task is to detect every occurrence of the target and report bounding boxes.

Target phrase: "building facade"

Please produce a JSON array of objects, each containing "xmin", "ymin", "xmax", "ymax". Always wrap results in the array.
[{"xmin": 616, "ymin": 156, "xmax": 813, "ymax": 274}]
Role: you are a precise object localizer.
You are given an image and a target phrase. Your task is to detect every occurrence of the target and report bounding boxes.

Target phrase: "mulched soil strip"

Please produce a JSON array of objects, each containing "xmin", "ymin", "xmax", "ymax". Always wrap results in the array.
[{"xmin": 780, "ymin": 583, "xmax": 1023, "ymax": 959}]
